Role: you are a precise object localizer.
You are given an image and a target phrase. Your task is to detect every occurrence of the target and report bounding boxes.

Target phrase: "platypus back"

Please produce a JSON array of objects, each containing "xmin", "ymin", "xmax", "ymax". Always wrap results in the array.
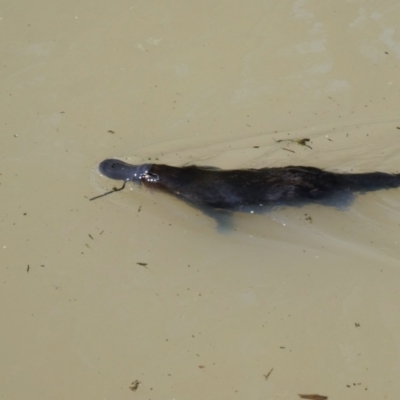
[{"xmin": 98, "ymin": 159, "xmax": 400, "ymax": 211}]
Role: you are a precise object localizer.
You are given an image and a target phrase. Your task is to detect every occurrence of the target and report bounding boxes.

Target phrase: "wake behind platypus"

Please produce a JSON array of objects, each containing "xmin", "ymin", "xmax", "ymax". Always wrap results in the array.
[{"xmin": 94, "ymin": 159, "xmax": 400, "ymax": 213}]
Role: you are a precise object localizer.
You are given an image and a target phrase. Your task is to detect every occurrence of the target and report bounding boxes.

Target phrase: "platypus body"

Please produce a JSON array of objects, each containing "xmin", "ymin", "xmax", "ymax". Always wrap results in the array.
[{"xmin": 98, "ymin": 159, "xmax": 400, "ymax": 212}]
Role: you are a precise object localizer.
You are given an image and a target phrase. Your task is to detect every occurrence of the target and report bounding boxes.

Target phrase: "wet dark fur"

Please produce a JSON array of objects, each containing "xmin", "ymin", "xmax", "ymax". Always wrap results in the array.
[
  {"xmin": 96, "ymin": 159, "xmax": 400, "ymax": 230},
  {"xmin": 141, "ymin": 164, "xmax": 400, "ymax": 211},
  {"xmin": 95, "ymin": 158, "xmax": 400, "ymax": 230}
]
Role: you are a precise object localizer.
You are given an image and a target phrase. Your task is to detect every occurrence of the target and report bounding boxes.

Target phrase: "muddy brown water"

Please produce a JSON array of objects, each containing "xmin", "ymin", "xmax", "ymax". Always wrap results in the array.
[{"xmin": 1, "ymin": 1, "xmax": 400, "ymax": 399}]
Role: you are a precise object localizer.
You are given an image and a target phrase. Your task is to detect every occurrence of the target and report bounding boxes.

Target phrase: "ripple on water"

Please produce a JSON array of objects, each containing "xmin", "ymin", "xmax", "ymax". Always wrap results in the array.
[{"xmin": 90, "ymin": 118, "xmax": 400, "ymax": 261}]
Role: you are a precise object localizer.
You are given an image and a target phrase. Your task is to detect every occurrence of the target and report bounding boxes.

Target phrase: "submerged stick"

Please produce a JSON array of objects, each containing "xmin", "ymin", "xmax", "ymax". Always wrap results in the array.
[{"xmin": 89, "ymin": 181, "xmax": 127, "ymax": 201}]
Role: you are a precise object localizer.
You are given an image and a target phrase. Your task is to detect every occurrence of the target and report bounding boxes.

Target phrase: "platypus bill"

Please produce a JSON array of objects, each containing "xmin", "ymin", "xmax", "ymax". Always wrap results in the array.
[{"xmin": 95, "ymin": 159, "xmax": 400, "ymax": 218}]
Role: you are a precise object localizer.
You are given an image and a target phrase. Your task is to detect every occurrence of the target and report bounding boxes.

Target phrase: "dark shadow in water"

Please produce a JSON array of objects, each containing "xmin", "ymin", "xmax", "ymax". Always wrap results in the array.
[{"xmin": 196, "ymin": 190, "xmax": 357, "ymax": 233}]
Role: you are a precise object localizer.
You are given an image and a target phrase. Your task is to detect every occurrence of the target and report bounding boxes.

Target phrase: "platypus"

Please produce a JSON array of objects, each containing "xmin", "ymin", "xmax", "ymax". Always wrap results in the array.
[{"xmin": 96, "ymin": 159, "xmax": 400, "ymax": 212}]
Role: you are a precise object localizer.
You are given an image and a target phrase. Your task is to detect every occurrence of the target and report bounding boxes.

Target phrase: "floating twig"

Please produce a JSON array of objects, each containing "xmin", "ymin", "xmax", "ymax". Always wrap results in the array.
[{"xmin": 89, "ymin": 181, "xmax": 127, "ymax": 201}]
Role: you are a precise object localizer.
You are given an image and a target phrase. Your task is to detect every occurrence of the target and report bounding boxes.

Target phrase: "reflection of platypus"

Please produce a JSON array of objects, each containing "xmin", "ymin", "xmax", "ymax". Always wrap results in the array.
[{"xmin": 97, "ymin": 159, "xmax": 400, "ymax": 212}]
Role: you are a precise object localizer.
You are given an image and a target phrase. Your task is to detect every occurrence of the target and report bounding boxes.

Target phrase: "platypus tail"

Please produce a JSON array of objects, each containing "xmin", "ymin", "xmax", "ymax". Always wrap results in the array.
[{"xmin": 338, "ymin": 172, "xmax": 400, "ymax": 192}]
